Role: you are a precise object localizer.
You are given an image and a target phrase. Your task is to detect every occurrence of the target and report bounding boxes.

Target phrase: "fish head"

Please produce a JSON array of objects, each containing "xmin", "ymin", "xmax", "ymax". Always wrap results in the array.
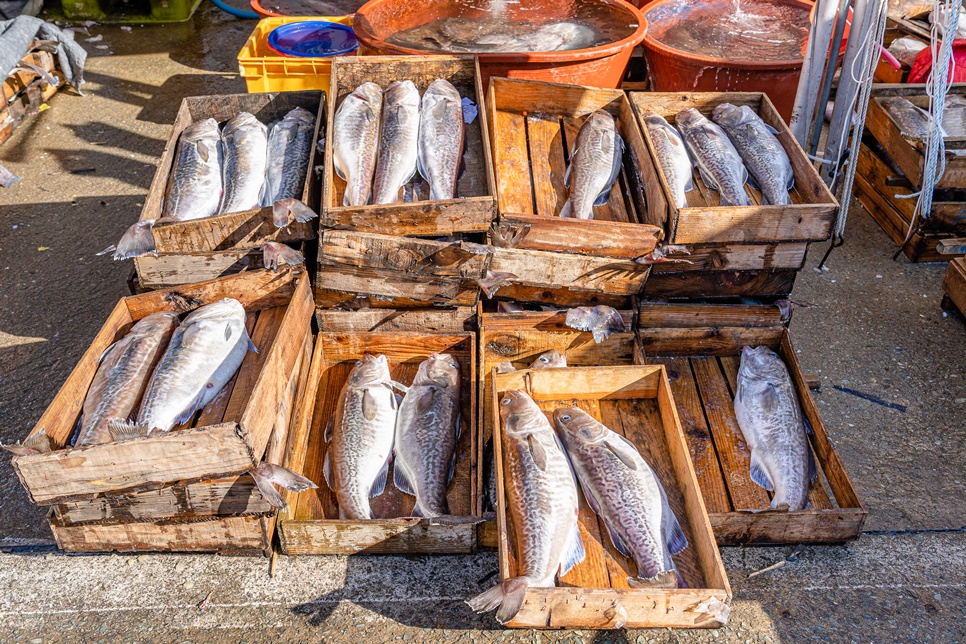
[
  {"xmin": 385, "ymin": 80, "xmax": 421, "ymax": 107},
  {"xmin": 416, "ymin": 352, "xmax": 461, "ymax": 388},
  {"xmin": 351, "ymin": 82, "xmax": 385, "ymax": 108},
  {"xmin": 499, "ymin": 390, "xmax": 541, "ymax": 426},
  {"xmin": 674, "ymin": 108, "xmax": 707, "ymax": 131},
  {"xmin": 738, "ymin": 346, "xmax": 787, "ymax": 383},
  {"xmin": 710, "ymin": 103, "xmax": 746, "ymax": 129},
  {"xmin": 182, "ymin": 298, "xmax": 246, "ymax": 325},
  {"xmin": 585, "ymin": 110, "xmax": 616, "ymax": 131},
  {"xmin": 182, "ymin": 118, "xmax": 220, "ymax": 142},
  {"xmin": 425, "ymin": 78, "xmax": 461, "ymax": 103},
  {"xmin": 553, "ymin": 406, "xmax": 606, "ymax": 448},
  {"xmin": 348, "ymin": 353, "xmax": 391, "ymax": 387},
  {"xmin": 531, "ymin": 349, "xmax": 566, "ymax": 369},
  {"xmin": 132, "ymin": 311, "xmax": 180, "ymax": 337},
  {"xmin": 223, "ymin": 112, "xmax": 264, "ymax": 137},
  {"xmin": 643, "ymin": 111, "xmax": 671, "ymax": 130},
  {"xmin": 282, "ymin": 107, "xmax": 316, "ymax": 126}
]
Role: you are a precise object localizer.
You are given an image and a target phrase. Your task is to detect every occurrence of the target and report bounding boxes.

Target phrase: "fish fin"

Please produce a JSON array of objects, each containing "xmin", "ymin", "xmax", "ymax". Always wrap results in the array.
[
  {"xmin": 262, "ymin": 242, "xmax": 305, "ymax": 271},
  {"xmin": 558, "ymin": 520, "xmax": 586, "ymax": 577},
  {"xmin": 253, "ymin": 462, "xmax": 317, "ymax": 492},
  {"xmin": 410, "ymin": 502, "xmax": 425, "ymax": 518},
  {"xmin": 760, "ymin": 383, "xmax": 781, "ymax": 412},
  {"xmin": 98, "ymin": 341, "xmax": 118, "ymax": 365},
  {"xmin": 807, "ymin": 445, "xmax": 818, "ymax": 484},
  {"xmin": 107, "ymin": 420, "xmax": 150, "ymax": 441},
  {"xmin": 196, "ymin": 140, "xmax": 210, "ymax": 163},
  {"xmin": 593, "ymin": 187, "xmax": 612, "ymax": 207},
  {"xmin": 627, "ymin": 570, "xmax": 679, "ymax": 589},
  {"xmin": 448, "ymin": 447, "xmax": 457, "ymax": 484},
  {"xmin": 496, "ymin": 361, "xmax": 516, "ymax": 373},
  {"xmin": 475, "ymin": 270, "xmax": 516, "ymax": 298},
  {"xmin": 746, "ymin": 172, "xmax": 761, "ymax": 191},
  {"xmin": 576, "ymin": 476, "xmax": 601, "ymax": 514},
  {"xmin": 697, "ymin": 165, "xmax": 719, "ymax": 191},
  {"xmin": 602, "ymin": 518, "xmax": 632, "ymax": 557},
  {"xmin": 370, "ymin": 454, "xmax": 391, "ymax": 498},
  {"xmin": 393, "ymin": 461, "xmax": 416, "ymax": 496},
  {"xmin": 526, "ymin": 434, "xmax": 548, "ymax": 471},
  {"xmin": 455, "ymin": 414, "xmax": 462, "ymax": 441},
  {"xmin": 286, "ymin": 199, "xmax": 319, "ymax": 223},
  {"xmin": 2, "ymin": 428, "xmax": 54, "ymax": 456},
  {"xmin": 748, "ymin": 450, "xmax": 775, "ymax": 491},
  {"xmin": 763, "ymin": 123, "xmax": 779, "ymax": 135},
  {"xmin": 323, "ymin": 416, "xmax": 334, "ymax": 443},
  {"xmin": 362, "ymin": 388, "xmax": 380, "ymax": 421},
  {"xmin": 685, "ymin": 173, "xmax": 694, "ymax": 191},
  {"xmin": 803, "ymin": 416, "xmax": 814, "ymax": 435},
  {"xmin": 225, "ymin": 323, "xmax": 233, "ymax": 341},
  {"xmin": 466, "ymin": 577, "xmax": 529, "ymax": 625},
  {"xmin": 657, "ymin": 477, "xmax": 688, "ymax": 555},
  {"xmin": 564, "ymin": 152, "xmax": 575, "ymax": 188},
  {"xmin": 390, "ymin": 380, "xmax": 410, "ymax": 395},
  {"xmin": 323, "ymin": 448, "xmax": 333, "ymax": 489},
  {"xmin": 113, "ymin": 220, "xmax": 157, "ymax": 260},
  {"xmin": 786, "ymin": 172, "xmax": 795, "ymax": 191},
  {"xmin": 558, "ymin": 199, "xmax": 573, "ymax": 218},
  {"xmin": 603, "ymin": 433, "xmax": 641, "ymax": 470}
]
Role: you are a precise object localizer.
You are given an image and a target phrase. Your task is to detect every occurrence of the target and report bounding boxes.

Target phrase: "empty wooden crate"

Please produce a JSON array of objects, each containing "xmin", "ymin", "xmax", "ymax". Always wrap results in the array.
[
  {"xmin": 134, "ymin": 91, "xmax": 324, "ymax": 289},
  {"xmin": 11, "ymin": 268, "xmax": 314, "ymax": 505},
  {"xmin": 490, "ymin": 365, "xmax": 730, "ymax": 629},
  {"xmin": 278, "ymin": 331, "xmax": 480, "ymax": 554}
]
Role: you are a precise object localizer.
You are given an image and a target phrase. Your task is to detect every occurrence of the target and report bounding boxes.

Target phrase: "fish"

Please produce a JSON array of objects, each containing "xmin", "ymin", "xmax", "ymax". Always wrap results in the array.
[
  {"xmin": 248, "ymin": 462, "xmax": 318, "ymax": 511},
  {"xmin": 323, "ymin": 354, "xmax": 398, "ymax": 520},
  {"xmin": 162, "ymin": 118, "xmax": 224, "ymax": 221},
  {"xmin": 711, "ymin": 104, "xmax": 794, "ymax": 206},
  {"xmin": 262, "ymin": 242, "xmax": 304, "ymax": 271},
  {"xmin": 530, "ymin": 349, "xmax": 567, "ymax": 369},
  {"xmin": 271, "ymin": 197, "xmax": 318, "ymax": 228},
  {"xmin": 373, "ymin": 80, "xmax": 421, "ymax": 204},
  {"xmin": 881, "ymin": 97, "xmax": 939, "ymax": 142},
  {"xmin": 418, "ymin": 79, "xmax": 465, "ymax": 201},
  {"xmin": 554, "ymin": 407, "xmax": 688, "ymax": 589},
  {"xmin": 496, "ymin": 362, "xmax": 517, "ymax": 374},
  {"xmin": 733, "ymin": 346, "xmax": 816, "ymax": 511},
  {"xmin": 107, "ymin": 298, "xmax": 254, "ymax": 438},
  {"xmin": 565, "ymin": 305, "xmax": 625, "ymax": 343},
  {"xmin": 675, "ymin": 108, "xmax": 750, "ymax": 207},
  {"xmin": 76, "ymin": 312, "xmax": 179, "ymax": 446},
  {"xmin": 387, "ymin": 17, "xmax": 601, "ymax": 53},
  {"xmin": 467, "ymin": 390, "xmax": 583, "ymax": 624},
  {"xmin": 0, "ymin": 429, "xmax": 52, "ymax": 456},
  {"xmin": 476, "ymin": 270, "xmax": 517, "ymax": 298},
  {"xmin": 263, "ymin": 107, "xmax": 315, "ymax": 206},
  {"xmin": 641, "ymin": 111, "xmax": 692, "ymax": 208},
  {"xmin": 220, "ymin": 112, "xmax": 269, "ymax": 214},
  {"xmin": 393, "ymin": 353, "xmax": 462, "ymax": 517},
  {"xmin": 334, "ymin": 82, "xmax": 384, "ymax": 207},
  {"xmin": 943, "ymin": 94, "xmax": 966, "ymax": 138},
  {"xmin": 560, "ymin": 110, "xmax": 624, "ymax": 219}
]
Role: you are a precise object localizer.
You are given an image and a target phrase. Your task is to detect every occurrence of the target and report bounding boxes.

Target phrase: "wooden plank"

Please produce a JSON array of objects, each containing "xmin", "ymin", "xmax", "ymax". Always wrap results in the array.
[
  {"xmin": 638, "ymin": 327, "xmax": 785, "ymax": 356},
  {"xmin": 498, "ymin": 213, "xmax": 661, "ymax": 260},
  {"xmin": 134, "ymin": 249, "xmax": 265, "ymax": 290},
  {"xmin": 315, "ymin": 308, "xmax": 476, "ymax": 332},
  {"xmin": 638, "ymin": 303, "xmax": 789, "ymax": 329},
  {"xmin": 488, "ymin": 246, "xmax": 649, "ymax": 296},
  {"xmin": 151, "ymin": 209, "xmax": 313, "ymax": 254},
  {"xmin": 710, "ymin": 508, "xmax": 868, "ymax": 546},
  {"xmin": 644, "ymin": 269, "xmax": 798, "ymax": 300},
  {"xmin": 526, "ymin": 115, "xmax": 568, "ymax": 217},
  {"xmin": 943, "ymin": 257, "xmax": 966, "ymax": 315},
  {"xmin": 320, "ymin": 230, "xmax": 490, "ymax": 278},
  {"xmin": 938, "ymin": 238, "xmax": 966, "ymax": 255},
  {"xmin": 493, "ymin": 109, "xmax": 535, "ymax": 215},
  {"xmin": 320, "ymin": 197, "xmax": 495, "ymax": 236},
  {"xmin": 649, "ymin": 243, "xmax": 809, "ymax": 273}
]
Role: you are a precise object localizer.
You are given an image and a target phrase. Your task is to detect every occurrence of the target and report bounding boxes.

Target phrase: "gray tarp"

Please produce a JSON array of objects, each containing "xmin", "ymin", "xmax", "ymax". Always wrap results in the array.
[{"xmin": 1, "ymin": 15, "xmax": 86, "ymax": 91}]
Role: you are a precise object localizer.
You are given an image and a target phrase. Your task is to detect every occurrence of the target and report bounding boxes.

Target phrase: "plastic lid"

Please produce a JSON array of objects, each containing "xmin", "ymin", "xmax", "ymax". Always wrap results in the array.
[{"xmin": 267, "ymin": 21, "xmax": 358, "ymax": 57}]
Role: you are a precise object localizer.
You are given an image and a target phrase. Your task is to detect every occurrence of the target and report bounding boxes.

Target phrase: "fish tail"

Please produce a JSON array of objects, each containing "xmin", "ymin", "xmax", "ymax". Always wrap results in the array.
[
  {"xmin": 466, "ymin": 576, "xmax": 529, "ymax": 624},
  {"xmin": 107, "ymin": 419, "xmax": 151, "ymax": 441},
  {"xmin": 627, "ymin": 570, "xmax": 680, "ymax": 589},
  {"xmin": 558, "ymin": 199, "xmax": 573, "ymax": 218},
  {"xmin": 112, "ymin": 220, "xmax": 157, "ymax": 260},
  {"xmin": 250, "ymin": 462, "xmax": 318, "ymax": 511}
]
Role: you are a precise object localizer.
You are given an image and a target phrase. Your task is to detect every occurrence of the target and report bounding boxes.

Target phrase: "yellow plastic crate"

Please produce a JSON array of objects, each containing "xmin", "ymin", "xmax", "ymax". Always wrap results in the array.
[{"xmin": 238, "ymin": 16, "xmax": 354, "ymax": 93}]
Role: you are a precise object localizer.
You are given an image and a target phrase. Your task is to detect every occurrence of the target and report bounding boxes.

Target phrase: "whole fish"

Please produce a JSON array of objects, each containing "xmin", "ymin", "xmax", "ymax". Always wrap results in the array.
[
  {"xmin": 76, "ymin": 312, "xmax": 179, "ymax": 446},
  {"xmin": 554, "ymin": 407, "xmax": 687, "ymax": 589},
  {"xmin": 220, "ymin": 112, "xmax": 269, "ymax": 214},
  {"xmin": 733, "ymin": 346, "xmax": 815, "ymax": 511},
  {"xmin": 108, "ymin": 299, "xmax": 253, "ymax": 438},
  {"xmin": 334, "ymin": 82, "xmax": 384, "ymax": 207},
  {"xmin": 393, "ymin": 353, "xmax": 461, "ymax": 517},
  {"xmin": 711, "ymin": 104, "xmax": 794, "ymax": 206},
  {"xmin": 263, "ymin": 107, "xmax": 315, "ymax": 206},
  {"xmin": 560, "ymin": 110, "xmax": 624, "ymax": 219},
  {"xmin": 324, "ymin": 354, "xmax": 398, "ymax": 519},
  {"xmin": 641, "ymin": 111, "xmax": 692, "ymax": 208},
  {"xmin": 881, "ymin": 97, "xmax": 938, "ymax": 142},
  {"xmin": 530, "ymin": 349, "xmax": 567, "ymax": 369},
  {"xmin": 162, "ymin": 118, "xmax": 223, "ymax": 221},
  {"xmin": 675, "ymin": 108, "xmax": 750, "ymax": 207},
  {"xmin": 467, "ymin": 390, "xmax": 583, "ymax": 625},
  {"xmin": 418, "ymin": 79, "xmax": 464, "ymax": 201},
  {"xmin": 373, "ymin": 80, "xmax": 421, "ymax": 204}
]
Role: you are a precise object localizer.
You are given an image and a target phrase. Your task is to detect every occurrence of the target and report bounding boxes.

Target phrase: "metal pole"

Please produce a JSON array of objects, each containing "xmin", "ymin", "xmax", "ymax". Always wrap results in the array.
[
  {"xmin": 790, "ymin": 0, "xmax": 839, "ymax": 145},
  {"xmin": 808, "ymin": 0, "xmax": 853, "ymax": 157}
]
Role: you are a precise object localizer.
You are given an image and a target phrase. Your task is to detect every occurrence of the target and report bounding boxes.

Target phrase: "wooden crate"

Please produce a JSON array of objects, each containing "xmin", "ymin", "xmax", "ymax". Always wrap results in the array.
[
  {"xmin": 486, "ymin": 77, "xmax": 663, "ymax": 260},
  {"xmin": 943, "ymin": 257, "xmax": 966, "ymax": 315},
  {"xmin": 11, "ymin": 269, "xmax": 314, "ymax": 505},
  {"xmin": 321, "ymin": 56, "xmax": 495, "ymax": 236},
  {"xmin": 854, "ymin": 142, "xmax": 966, "ymax": 262},
  {"xmin": 134, "ymin": 91, "xmax": 324, "ymax": 289},
  {"xmin": 315, "ymin": 230, "xmax": 490, "ymax": 309},
  {"xmin": 277, "ymin": 331, "xmax": 480, "ymax": 554},
  {"xmin": 316, "ymin": 307, "xmax": 476, "ymax": 332},
  {"xmin": 628, "ymin": 91, "xmax": 838, "ymax": 246},
  {"xmin": 865, "ymin": 83, "xmax": 966, "ymax": 190},
  {"xmin": 490, "ymin": 365, "xmax": 730, "ymax": 629},
  {"xmin": 638, "ymin": 303, "xmax": 867, "ymax": 545},
  {"xmin": 644, "ymin": 269, "xmax": 801, "ymax": 301}
]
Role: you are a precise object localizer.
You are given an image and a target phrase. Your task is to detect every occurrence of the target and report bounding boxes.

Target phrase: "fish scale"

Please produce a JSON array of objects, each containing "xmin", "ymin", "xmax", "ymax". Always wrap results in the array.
[
  {"xmin": 373, "ymin": 81, "xmax": 421, "ymax": 205},
  {"xmin": 418, "ymin": 79, "xmax": 464, "ymax": 201},
  {"xmin": 675, "ymin": 108, "xmax": 750, "ymax": 207},
  {"xmin": 642, "ymin": 111, "xmax": 692, "ymax": 209},
  {"xmin": 263, "ymin": 107, "xmax": 315, "ymax": 206},
  {"xmin": 712, "ymin": 104, "xmax": 794, "ymax": 206},
  {"xmin": 560, "ymin": 110, "xmax": 623, "ymax": 220},
  {"xmin": 220, "ymin": 112, "xmax": 269, "ymax": 214},
  {"xmin": 334, "ymin": 82, "xmax": 384, "ymax": 207},
  {"xmin": 163, "ymin": 118, "xmax": 223, "ymax": 221}
]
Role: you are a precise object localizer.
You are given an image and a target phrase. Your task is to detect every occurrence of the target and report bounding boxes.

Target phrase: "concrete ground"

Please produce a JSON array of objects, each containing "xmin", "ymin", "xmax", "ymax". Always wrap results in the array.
[{"xmin": 0, "ymin": 5, "xmax": 964, "ymax": 642}]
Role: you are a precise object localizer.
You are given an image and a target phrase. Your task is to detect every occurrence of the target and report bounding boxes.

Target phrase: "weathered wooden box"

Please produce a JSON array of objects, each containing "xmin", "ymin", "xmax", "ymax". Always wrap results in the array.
[
  {"xmin": 490, "ymin": 365, "xmax": 730, "ymax": 629},
  {"xmin": 486, "ymin": 77, "xmax": 663, "ymax": 261},
  {"xmin": 321, "ymin": 56, "xmax": 495, "ymax": 236},
  {"xmin": 134, "ymin": 91, "xmax": 324, "ymax": 289},
  {"xmin": 315, "ymin": 230, "xmax": 490, "ymax": 309},
  {"xmin": 277, "ymin": 331, "xmax": 480, "ymax": 554},
  {"xmin": 638, "ymin": 303, "xmax": 867, "ymax": 545},
  {"xmin": 316, "ymin": 307, "xmax": 476, "ymax": 332},
  {"xmin": 943, "ymin": 257, "xmax": 966, "ymax": 315},
  {"xmin": 11, "ymin": 269, "xmax": 314, "ymax": 506},
  {"xmin": 854, "ymin": 141, "xmax": 966, "ymax": 263},
  {"xmin": 865, "ymin": 83, "xmax": 966, "ymax": 190}
]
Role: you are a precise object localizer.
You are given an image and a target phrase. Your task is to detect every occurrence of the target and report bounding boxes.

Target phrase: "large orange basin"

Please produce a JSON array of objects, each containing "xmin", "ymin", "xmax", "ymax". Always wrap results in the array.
[{"xmin": 352, "ymin": 0, "xmax": 648, "ymax": 90}]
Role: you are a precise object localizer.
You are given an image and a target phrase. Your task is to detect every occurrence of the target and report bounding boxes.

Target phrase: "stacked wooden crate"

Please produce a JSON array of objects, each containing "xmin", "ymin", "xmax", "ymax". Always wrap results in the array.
[
  {"xmin": 10, "ymin": 270, "xmax": 314, "ymax": 554},
  {"xmin": 859, "ymin": 84, "xmax": 966, "ymax": 262}
]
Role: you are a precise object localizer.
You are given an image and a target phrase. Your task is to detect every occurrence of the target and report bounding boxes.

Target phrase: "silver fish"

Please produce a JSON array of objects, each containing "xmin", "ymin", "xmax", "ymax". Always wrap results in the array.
[
  {"xmin": 108, "ymin": 298, "xmax": 253, "ymax": 438},
  {"xmin": 418, "ymin": 79, "xmax": 464, "ymax": 201},
  {"xmin": 334, "ymin": 82, "xmax": 384, "ymax": 207},
  {"xmin": 565, "ymin": 305, "xmax": 625, "ymax": 343},
  {"xmin": 733, "ymin": 346, "xmax": 816, "ymax": 511},
  {"xmin": 373, "ymin": 80, "xmax": 421, "ymax": 204},
  {"xmin": 393, "ymin": 353, "xmax": 461, "ymax": 517},
  {"xmin": 162, "ymin": 118, "xmax": 223, "ymax": 221},
  {"xmin": 554, "ymin": 407, "xmax": 687, "ymax": 589},
  {"xmin": 220, "ymin": 112, "xmax": 269, "ymax": 214},
  {"xmin": 711, "ymin": 104, "xmax": 794, "ymax": 206},
  {"xmin": 324, "ymin": 354, "xmax": 397, "ymax": 519},
  {"xmin": 881, "ymin": 97, "xmax": 938, "ymax": 142},
  {"xmin": 642, "ymin": 111, "xmax": 692, "ymax": 208},
  {"xmin": 530, "ymin": 349, "xmax": 567, "ymax": 369},
  {"xmin": 560, "ymin": 110, "xmax": 624, "ymax": 219},
  {"xmin": 77, "ymin": 312, "xmax": 179, "ymax": 446},
  {"xmin": 263, "ymin": 107, "xmax": 315, "ymax": 206},
  {"xmin": 675, "ymin": 108, "xmax": 750, "ymax": 207},
  {"xmin": 467, "ymin": 390, "xmax": 583, "ymax": 624},
  {"xmin": 944, "ymin": 94, "xmax": 966, "ymax": 137}
]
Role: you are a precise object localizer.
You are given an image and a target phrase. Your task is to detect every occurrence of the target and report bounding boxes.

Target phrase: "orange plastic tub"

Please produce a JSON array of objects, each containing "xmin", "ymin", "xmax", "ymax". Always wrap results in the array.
[{"xmin": 351, "ymin": 0, "xmax": 648, "ymax": 90}]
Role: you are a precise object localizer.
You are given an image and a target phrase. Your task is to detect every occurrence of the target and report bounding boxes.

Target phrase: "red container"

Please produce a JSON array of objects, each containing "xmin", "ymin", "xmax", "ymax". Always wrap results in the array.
[
  {"xmin": 351, "ymin": 0, "xmax": 648, "ymax": 91},
  {"xmin": 642, "ymin": 0, "xmax": 812, "ymax": 121}
]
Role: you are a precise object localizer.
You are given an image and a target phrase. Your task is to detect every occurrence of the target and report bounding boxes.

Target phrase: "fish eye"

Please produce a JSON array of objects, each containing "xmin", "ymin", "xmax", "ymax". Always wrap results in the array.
[
  {"xmin": 540, "ymin": 356, "xmax": 548, "ymax": 362},
  {"xmin": 355, "ymin": 361, "xmax": 362, "ymax": 366},
  {"xmin": 502, "ymin": 398, "xmax": 510, "ymax": 405},
  {"xmin": 560, "ymin": 414, "xmax": 571, "ymax": 421}
]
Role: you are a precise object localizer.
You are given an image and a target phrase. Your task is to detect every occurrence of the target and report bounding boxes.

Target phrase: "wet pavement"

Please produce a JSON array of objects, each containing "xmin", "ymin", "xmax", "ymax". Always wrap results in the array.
[{"xmin": 0, "ymin": 4, "xmax": 965, "ymax": 642}]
